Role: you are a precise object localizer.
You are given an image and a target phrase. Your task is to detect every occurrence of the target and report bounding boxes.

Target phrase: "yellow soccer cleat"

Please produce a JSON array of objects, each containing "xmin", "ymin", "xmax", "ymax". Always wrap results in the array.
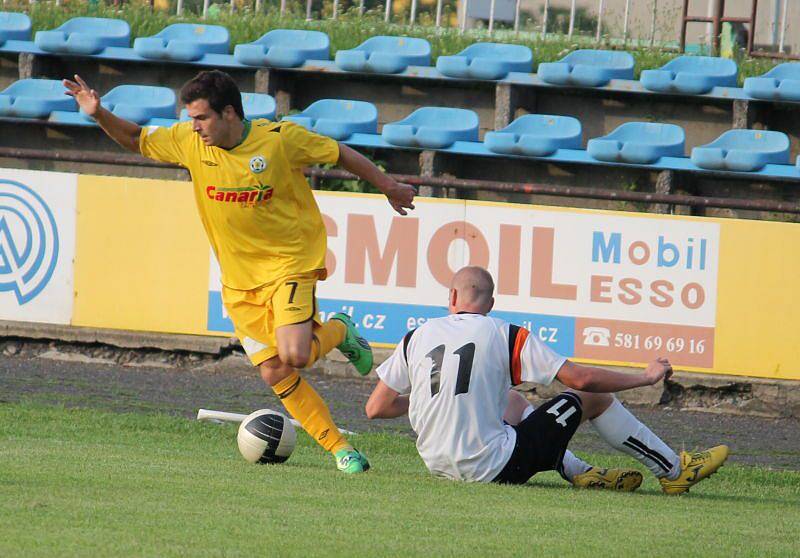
[
  {"xmin": 572, "ymin": 467, "xmax": 643, "ymax": 492},
  {"xmin": 659, "ymin": 445, "xmax": 730, "ymax": 495}
]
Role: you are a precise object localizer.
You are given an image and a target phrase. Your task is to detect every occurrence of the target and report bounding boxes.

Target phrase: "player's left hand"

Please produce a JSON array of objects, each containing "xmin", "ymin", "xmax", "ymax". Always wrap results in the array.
[{"xmin": 385, "ymin": 181, "xmax": 416, "ymax": 216}]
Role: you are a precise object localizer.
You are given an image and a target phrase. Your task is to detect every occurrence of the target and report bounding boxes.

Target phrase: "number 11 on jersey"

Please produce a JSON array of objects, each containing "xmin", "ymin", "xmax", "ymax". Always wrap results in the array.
[{"xmin": 426, "ymin": 343, "xmax": 476, "ymax": 397}]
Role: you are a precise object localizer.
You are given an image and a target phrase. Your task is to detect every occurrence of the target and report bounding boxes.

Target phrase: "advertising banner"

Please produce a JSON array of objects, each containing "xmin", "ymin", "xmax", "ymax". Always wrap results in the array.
[
  {"xmin": 0, "ymin": 168, "xmax": 76, "ymax": 324},
  {"xmin": 208, "ymin": 193, "xmax": 720, "ymax": 369}
]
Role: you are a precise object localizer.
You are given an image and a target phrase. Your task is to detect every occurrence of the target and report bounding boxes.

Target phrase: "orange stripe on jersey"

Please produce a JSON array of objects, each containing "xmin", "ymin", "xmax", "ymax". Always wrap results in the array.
[{"xmin": 510, "ymin": 326, "xmax": 530, "ymax": 385}]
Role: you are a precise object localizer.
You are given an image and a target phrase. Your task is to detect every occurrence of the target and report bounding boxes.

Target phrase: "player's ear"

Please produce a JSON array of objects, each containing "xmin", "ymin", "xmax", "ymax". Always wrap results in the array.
[
  {"xmin": 487, "ymin": 296, "xmax": 495, "ymax": 313},
  {"xmin": 449, "ymin": 288, "xmax": 457, "ymax": 309}
]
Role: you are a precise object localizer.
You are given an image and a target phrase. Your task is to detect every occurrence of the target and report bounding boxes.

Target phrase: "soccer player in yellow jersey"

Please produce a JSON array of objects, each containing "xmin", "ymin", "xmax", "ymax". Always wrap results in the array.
[{"xmin": 64, "ymin": 70, "xmax": 416, "ymax": 473}]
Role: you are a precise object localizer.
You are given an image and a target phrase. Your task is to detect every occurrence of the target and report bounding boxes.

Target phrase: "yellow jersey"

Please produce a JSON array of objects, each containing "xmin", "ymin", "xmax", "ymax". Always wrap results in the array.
[{"xmin": 139, "ymin": 119, "xmax": 339, "ymax": 290}]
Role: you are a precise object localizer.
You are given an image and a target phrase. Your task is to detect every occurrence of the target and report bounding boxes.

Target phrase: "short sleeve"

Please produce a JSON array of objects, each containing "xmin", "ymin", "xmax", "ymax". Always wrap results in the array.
[
  {"xmin": 508, "ymin": 325, "xmax": 566, "ymax": 387},
  {"xmin": 139, "ymin": 122, "xmax": 192, "ymax": 166},
  {"xmin": 280, "ymin": 121, "xmax": 340, "ymax": 168},
  {"xmin": 376, "ymin": 342, "xmax": 412, "ymax": 394}
]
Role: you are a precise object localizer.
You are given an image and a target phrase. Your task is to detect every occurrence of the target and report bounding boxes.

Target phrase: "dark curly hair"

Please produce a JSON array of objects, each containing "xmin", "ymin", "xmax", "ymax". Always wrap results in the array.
[{"xmin": 180, "ymin": 70, "xmax": 244, "ymax": 119}]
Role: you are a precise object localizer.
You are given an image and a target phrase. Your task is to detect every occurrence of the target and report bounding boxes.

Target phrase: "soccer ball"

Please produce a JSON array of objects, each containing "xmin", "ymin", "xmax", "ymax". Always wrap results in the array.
[{"xmin": 237, "ymin": 409, "xmax": 297, "ymax": 464}]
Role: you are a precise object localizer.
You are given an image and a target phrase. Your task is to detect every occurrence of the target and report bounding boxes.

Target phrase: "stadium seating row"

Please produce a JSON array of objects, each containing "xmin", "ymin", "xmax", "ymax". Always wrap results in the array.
[
  {"xmin": 1, "ymin": 12, "xmax": 799, "ymax": 102},
  {"xmin": 1, "ymin": 78, "xmax": 796, "ymax": 177}
]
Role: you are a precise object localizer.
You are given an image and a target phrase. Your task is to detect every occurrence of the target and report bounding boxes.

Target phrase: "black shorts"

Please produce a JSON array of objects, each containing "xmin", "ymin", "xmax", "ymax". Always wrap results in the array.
[{"xmin": 492, "ymin": 392, "xmax": 583, "ymax": 485}]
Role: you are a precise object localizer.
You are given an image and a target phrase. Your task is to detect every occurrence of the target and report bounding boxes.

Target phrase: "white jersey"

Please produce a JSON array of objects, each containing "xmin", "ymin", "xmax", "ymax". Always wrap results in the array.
[{"xmin": 376, "ymin": 313, "xmax": 566, "ymax": 482}]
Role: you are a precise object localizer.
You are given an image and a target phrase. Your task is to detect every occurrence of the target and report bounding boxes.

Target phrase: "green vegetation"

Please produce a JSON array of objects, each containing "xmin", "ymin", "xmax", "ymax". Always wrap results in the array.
[
  {"xmin": 1, "ymin": 1, "xmax": 778, "ymax": 81},
  {"xmin": 1, "ymin": 403, "xmax": 798, "ymax": 557}
]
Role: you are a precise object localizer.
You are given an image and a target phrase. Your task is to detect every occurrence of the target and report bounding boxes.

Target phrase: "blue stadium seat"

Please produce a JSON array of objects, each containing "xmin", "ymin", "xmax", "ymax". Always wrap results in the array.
[
  {"xmin": 484, "ymin": 114, "xmax": 581, "ymax": 157},
  {"xmin": 335, "ymin": 36, "xmax": 431, "ymax": 74},
  {"xmin": 234, "ymin": 29, "xmax": 329, "ymax": 68},
  {"xmin": 691, "ymin": 130, "xmax": 790, "ymax": 172},
  {"xmin": 34, "ymin": 17, "xmax": 130, "ymax": 55},
  {"xmin": 382, "ymin": 107, "xmax": 479, "ymax": 149},
  {"xmin": 133, "ymin": 24, "xmax": 229, "ymax": 62},
  {"xmin": 436, "ymin": 42, "xmax": 533, "ymax": 80},
  {"xmin": 93, "ymin": 85, "xmax": 176, "ymax": 124},
  {"xmin": 744, "ymin": 63, "xmax": 800, "ymax": 102},
  {"xmin": 538, "ymin": 49, "xmax": 634, "ymax": 87},
  {"xmin": 0, "ymin": 12, "xmax": 31, "ymax": 44},
  {"xmin": 180, "ymin": 93, "xmax": 276, "ymax": 121},
  {"xmin": 283, "ymin": 99, "xmax": 377, "ymax": 140},
  {"xmin": 0, "ymin": 79, "xmax": 76, "ymax": 118},
  {"xmin": 588, "ymin": 122, "xmax": 685, "ymax": 164},
  {"xmin": 640, "ymin": 56, "xmax": 738, "ymax": 95}
]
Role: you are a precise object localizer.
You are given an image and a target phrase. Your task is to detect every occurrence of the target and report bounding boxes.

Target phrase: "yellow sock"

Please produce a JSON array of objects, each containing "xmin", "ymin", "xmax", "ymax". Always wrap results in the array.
[
  {"xmin": 307, "ymin": 319, "xmax": 346, "ymax": 366},
  {"xmin": 272, "ymin": 370, "xmax": 352, "ymax": 454}
]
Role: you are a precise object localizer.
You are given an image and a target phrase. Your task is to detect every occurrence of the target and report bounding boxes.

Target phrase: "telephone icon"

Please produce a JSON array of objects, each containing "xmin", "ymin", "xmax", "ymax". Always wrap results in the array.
[{"xmin": 582, "ymin": 326, "xmax": 611, "ymax": 347}]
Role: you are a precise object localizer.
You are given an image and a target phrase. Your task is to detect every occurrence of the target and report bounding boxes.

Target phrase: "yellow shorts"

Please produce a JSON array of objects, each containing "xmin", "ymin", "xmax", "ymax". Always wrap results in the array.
[{"xmin": 222, "ymin": 271, "xmax": 323, "ymax": 365}]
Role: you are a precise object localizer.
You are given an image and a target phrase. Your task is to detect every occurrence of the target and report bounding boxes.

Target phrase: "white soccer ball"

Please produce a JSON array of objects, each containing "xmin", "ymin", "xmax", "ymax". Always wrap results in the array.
[{"xmin": 237, "ymin": 409, "xmax": 297, "ymax": 464}]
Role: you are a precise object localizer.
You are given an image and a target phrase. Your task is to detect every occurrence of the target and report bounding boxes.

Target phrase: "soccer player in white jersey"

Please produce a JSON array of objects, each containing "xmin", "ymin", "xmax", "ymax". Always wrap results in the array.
[{"xmin": 366, "ymin": 266, "xmax": 728, "ymax": 494}]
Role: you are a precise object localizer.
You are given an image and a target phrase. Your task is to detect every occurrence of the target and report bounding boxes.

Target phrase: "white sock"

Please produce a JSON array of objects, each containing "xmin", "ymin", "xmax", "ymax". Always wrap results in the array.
[
  {"xmin": 520, "ymin": 403, "xmax": 592, "ymax": 483},
  {"xmin": 559, "ymin": 450, "xmax": 592, "ymax": 482},
  {"xmin": 591, "ymin": 399, "xmax": 680, "ymax": 479}
]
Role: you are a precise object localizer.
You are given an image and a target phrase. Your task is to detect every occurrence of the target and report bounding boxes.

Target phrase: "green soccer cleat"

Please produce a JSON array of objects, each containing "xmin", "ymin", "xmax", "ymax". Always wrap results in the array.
[
  {"xmin": 335, "ymin": 448, "xmax": 370, "ymax": 474},
  {"xmin": 331, "ymin": 313, "xmax": 373, "ymax": 375},
  {"xmin": 572, "ymin": 467, "xmax": 643, "ymax": 492}
]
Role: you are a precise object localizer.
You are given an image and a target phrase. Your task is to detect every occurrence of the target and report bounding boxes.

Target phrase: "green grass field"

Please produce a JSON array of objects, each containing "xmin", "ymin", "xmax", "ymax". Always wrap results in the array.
[{"xmin": 1, "ymin": 403, "xmax": 798, "ymax": 557}]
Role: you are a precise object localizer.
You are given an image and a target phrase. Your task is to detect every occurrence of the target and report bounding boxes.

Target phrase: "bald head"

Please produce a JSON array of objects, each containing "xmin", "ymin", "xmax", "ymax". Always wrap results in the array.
[{"xmin": 448, "ymin": 266, "xmax": 495, "ymax": 315}]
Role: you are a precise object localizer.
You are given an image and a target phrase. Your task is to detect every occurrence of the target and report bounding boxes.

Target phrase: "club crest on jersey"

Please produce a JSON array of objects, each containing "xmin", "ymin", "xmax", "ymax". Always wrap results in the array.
[{"xmin": 249, "ymin": 155, "xmax": 267, "ymax": 174}]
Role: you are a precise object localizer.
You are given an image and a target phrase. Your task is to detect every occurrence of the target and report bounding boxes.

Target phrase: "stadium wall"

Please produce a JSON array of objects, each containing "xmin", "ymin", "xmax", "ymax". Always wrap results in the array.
[{"xmin": 2, "ymin": 167, "xmax": 798, "ymax": 381}]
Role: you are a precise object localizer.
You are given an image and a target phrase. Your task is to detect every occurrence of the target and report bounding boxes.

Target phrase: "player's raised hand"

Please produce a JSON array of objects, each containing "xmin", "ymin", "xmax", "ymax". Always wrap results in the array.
[
  {"xmin": 63, "ymin": 75, "xmax": 101, "ymax": 117},
  {"xmin": 385, "ymin": 181, "xmax": 416, "ymax": 216},
  {"xmin": 644, "ymin": 357, "xmax": 673, "ymax": 385}
]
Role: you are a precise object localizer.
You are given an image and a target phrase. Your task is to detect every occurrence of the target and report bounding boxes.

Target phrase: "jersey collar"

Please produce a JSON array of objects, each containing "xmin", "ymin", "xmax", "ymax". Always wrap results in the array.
[{"xmin": 227, "ymin": 118, "xmax": 251, "ymax": 150}]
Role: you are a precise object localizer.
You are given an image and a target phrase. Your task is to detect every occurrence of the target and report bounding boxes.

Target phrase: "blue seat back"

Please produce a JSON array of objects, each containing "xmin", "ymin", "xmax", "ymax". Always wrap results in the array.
[
  {"xmin": 661, "ymin": 55, "xmax": 737, "ymax": 77},
  {"xmin": 606, "ymin": 122, "xmax": 685, "ymax": 145},
  {"xmin": 257, "ymin": 29, "xmax": 329, "ymax": 50},
  {"xmin": 102, "ymin": 85, "xmax": 176, "ymax": 121},
  {"xmin": 761, "ymin": 62, "xmax": 800, "ymax": 80},
  {"xmin": 0, "ymin": 79, "xmax": 76, "ymax": 117},
  {"xmin": 562, "ymin": 49, "xmax": 633, "ymax": 70},
  {"xmin": 154, "ymin": 23, "xmax": 229, "ymax": 44},
  {"xmin": 0, "ymin": 12, "xmax": 31, "ymax": 42},
  {"xmin": 53, "ymin": 17, "xmax": 129, "ymax": 44},
  {"xmin": 354, "ymin": 36, "xmax": 431, "ymax": 57},
  {"xmin": 299, "ymin": 99, "xmax": 377, "ymax": 121},
  {"xmin": 458, "ymin": 42, "xmax": 532, "ymax": 64},
  {"xmin": 708, "ymin": 129, "xmax": 789, "ymax": 152},
  {"xmin": 402, "ymin": 106, "xmax": 479, "ymax": 129},
  {"xmin": 503, "ymin": 114, "xmax": 581, "ymax": 138}
]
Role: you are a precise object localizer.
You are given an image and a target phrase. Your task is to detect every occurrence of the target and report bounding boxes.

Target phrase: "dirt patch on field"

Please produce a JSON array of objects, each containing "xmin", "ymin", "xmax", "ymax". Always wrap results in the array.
[{"xmin": 1, "ymin": 346, "xmax": 798, "ymax": 470}]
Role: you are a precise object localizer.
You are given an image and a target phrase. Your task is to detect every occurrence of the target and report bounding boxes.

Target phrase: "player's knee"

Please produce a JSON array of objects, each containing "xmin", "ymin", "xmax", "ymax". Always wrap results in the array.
[
  {"xmin": 279, "ymin": 346, "xmax": 311, "ymax": 369},
  {"xmin": 258, "ymin": 358, "xmax": 293, "ymax": 386},
  {"xmin": 568, "ymin": 390, "xmax": 613, "ymax": 420}
]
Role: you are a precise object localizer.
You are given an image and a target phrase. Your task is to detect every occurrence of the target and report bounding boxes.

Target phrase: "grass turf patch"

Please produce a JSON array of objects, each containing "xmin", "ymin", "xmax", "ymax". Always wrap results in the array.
[{"xmin": 1, "ymin": 403, "xmax": 798, "ymax": 557}]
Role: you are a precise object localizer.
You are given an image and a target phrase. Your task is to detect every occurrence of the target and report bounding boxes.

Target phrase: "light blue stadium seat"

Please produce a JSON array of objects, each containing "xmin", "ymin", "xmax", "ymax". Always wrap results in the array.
[
  {"xmin": 0, "ymin": 79, "xmax": 76, "ymax": 118},
  {"xmin": 484, "ymin": 114, "xmax": 581, "ymax": 157},
  {"xmin": 436, "ymin": 42, "xmax": 533, "ymax": 80},
  {"xmin": 335, "ymin": 36, "xmax": 431, "ymax": 74},
  {"xmin": 234, "ymin": 29, "xmax": 329, "ymax": 68},
  {"xmin": 744, "ymin": 63, "xmax": 800, "ymax": 102},
  {"xmin": 640, "ymin": 56, "xmax": 738, "ymax": 95},
  {"xmin": 82, "ymin": 85, "xmax": 176, "ymax": 124},
  {"xmin": 34, "ymin": 17, "xmax": 130, "ymax": 55},
  {"xmin": 691, "ymin": 130, "xmax": 790, "ymax": 172},
  {"xmin": 133, "ymin": 24, "xmax": 229, "ymax": 62},
  {"xmin": 0, "ymin": 12, "xmax": 31, "ymax": 45},
  {"xmin": 382, "ymin": 107, "xmax": 479, "ymax": 149},
  {"xmin": 180, "ymin": 92, "xmax": 276, "ymax": 121},
  {"xmin": 588, "ymin": 122, "xmax": 685, "ymax": 164},
  {"xmin": 538, "ymin": 49, "xmax": 634, "ymax": 87},
  {"xmin": 283, "ymin": 99, "xmax": 377, "ymax": 140}
]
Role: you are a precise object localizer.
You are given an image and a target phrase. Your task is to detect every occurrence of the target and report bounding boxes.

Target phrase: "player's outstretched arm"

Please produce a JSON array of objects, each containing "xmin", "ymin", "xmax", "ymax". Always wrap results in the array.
[
  {"xmin": 365, "ymin": 380, "xmax": 409, "ymax": 419},
  {"xmin": 337, "ymin": 144, "xmax": 416, "ymax": 215},
  {"xmin": 556, "ymin": 358, "xmax": 673, "ymax": 393},
  {"xmin": 63, "ymin": 75, "xmax": 142, "ymax": 154}
]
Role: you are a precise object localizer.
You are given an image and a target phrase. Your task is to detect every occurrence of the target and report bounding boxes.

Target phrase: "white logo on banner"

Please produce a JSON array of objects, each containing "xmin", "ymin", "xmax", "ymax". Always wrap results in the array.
[{"xmin": 0, "ymin": 179, "xmax": 59, "ymax": 304}]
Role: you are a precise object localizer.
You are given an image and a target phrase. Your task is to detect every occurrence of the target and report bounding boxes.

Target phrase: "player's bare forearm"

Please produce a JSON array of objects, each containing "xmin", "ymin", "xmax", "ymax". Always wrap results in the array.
[
  {"xmin": 337, "ymin": 143, "xmax": 416, "ymax": 215},
  {"xmin": 365, "ymin": 382, "xmax": 409, "ymax": 419},
  {"xmin": 556, "ymin": 358, "xmax": 672, "ymax": 393},
  {"xmin": 94, "ymin": 107, "xmax": 142, "ymax": 153}
]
